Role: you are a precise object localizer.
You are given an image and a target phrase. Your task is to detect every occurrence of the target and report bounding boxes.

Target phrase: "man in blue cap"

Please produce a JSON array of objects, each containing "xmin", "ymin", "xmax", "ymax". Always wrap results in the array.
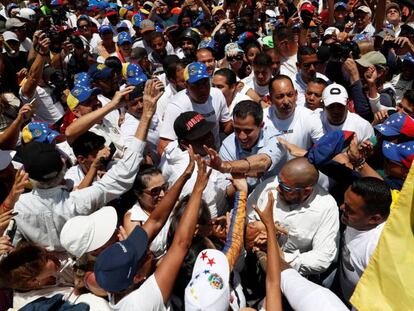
[
  {"xmin": 96, "ymin": 25, "xmax": 116, "ymax": 61},
  {"xmin": 117, "ymin": 31, "xmax": 133, "ymax": 63},
  {"xmin": 158, "ymin": 62, "xmax": 233, "ymax": 154}
]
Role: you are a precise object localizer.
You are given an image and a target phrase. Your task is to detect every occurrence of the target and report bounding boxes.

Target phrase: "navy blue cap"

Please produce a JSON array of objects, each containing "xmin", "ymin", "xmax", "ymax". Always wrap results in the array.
[{"xmin": 94, "ymin": 226, "xmax": 148, "ymax": 293}]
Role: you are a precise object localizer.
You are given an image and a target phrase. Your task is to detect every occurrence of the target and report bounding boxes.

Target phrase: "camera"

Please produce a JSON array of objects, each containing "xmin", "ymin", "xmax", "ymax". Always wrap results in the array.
[{"xmin": 329, "ymin": 41, "xmax": 360, "ymax": 62}]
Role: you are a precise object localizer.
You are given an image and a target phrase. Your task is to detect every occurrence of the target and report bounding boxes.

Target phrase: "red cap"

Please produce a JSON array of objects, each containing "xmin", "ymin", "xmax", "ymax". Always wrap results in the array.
[{"xmin": 301, "ymin": 2, "xmax": 315, "ymax": 14}]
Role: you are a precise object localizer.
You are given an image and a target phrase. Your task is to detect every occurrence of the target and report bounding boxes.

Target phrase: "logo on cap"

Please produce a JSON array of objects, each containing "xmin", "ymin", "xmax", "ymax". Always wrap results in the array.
[
  {"xmin": 186, "ymin": 114, "xmax": 204, "ymax": 131},
  {"xmin": 330, "ymin": 88, "xmax": 342, "ymax": 95}
]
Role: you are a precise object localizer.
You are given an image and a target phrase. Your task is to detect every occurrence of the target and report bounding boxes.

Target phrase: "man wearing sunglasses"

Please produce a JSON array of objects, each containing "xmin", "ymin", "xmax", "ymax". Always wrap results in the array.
[
  {"xmin": 247, "ymin": 157, "xmax": 339, "ymax": 277},
  {"xmin": 293, "ymin": 46, "xmax": 329, "ymax": 107}
]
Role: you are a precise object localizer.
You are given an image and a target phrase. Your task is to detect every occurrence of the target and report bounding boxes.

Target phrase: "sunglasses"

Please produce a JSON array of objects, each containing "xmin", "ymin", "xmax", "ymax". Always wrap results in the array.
[
  {"xmin": 228, "ymin": 55, "xmax": 243, "ymax": 62},
  {"xmin": 277, "ymin": 175, "xmax": 304, "ymax": 193},
  {"xmin": 143, "ymin": 182, "xmax": 169, "ymax": 196}
]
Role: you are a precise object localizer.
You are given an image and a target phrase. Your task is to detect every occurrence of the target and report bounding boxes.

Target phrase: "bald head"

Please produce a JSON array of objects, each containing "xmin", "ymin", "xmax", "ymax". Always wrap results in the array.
[{"xmin": 280, "ymin": 158, "xmax": 319, "ymax": 187}]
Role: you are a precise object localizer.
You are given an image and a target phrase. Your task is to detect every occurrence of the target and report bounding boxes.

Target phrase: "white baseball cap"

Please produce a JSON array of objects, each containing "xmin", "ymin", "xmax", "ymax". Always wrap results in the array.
[
  {"xmin": 60, "ymin": 206, "xmax": 118, "ymax": 258},
  {"xmin": 355, "ymin": 5, "xmax": 372, "ymax": 15},
  {"xmin": 323, "ymin": 27, "xmax": 339, "ymax": 37},
  {"xmin": 3, "ymin": 31, "xmax": 19, "ymax": 42},
  {"xmin": 17, "ymin": 8, "xmax": 36, "ymax": 22},
  {"xmin": 322, "ymin": 83, "xmax": 348, "ymax": 106},
  {"xmin": 185, "ymin": 249, "xmax": 230, "ymax": 311},
  {"xmin": 0, "ymin": 150, "xmax": 16, "ymax": 171}
]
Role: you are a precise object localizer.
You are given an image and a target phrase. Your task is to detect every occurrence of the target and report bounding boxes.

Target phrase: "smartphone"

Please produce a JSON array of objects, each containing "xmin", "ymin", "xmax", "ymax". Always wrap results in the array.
[
  {"xmin": 3, "ymin": 219, "xmax": 16, "ymax": 243},
  {"xmin": 100, "ymin": 143, "xmax": 116, "ymax": 166}
]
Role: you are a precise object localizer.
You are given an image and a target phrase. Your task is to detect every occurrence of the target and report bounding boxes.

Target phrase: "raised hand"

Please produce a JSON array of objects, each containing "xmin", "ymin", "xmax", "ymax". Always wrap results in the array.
[
  {"xmin": 183, "ymin": 145, "xmax": 196, "ymax": 179},
  {"xmin": 194, "ymin": 155, "xmax": 212, "ymax": 192},
  {"xmin": 253, "ymin": 191, "xmax": 275, "ymax": 228},
  {"xmin": 142, "ymin": 79, "xmax": 164, "ymax": 119},
  {"xmin": 9, "ymin": 169, "xmax": 29, "ymax": 204},
  {"xmin": 111, "ymin": 86, "xmax": 135, "ymax": 109},
  {"xmin": 203, "ymin": 145, "xmax": 223, "ymax": 172},
  {"xmin": 0, "ymin": 210, "xmax": 15, "ymax": 236},
  {"xmin": 228, "ymin": 173, "xmax": 248, "ymax": 193}
]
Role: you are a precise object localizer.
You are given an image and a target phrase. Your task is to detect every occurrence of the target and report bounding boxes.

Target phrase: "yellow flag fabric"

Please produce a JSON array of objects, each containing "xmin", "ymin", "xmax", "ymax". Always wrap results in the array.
[{"xmin": 350, "ymin": 167, "xmax": 414, "ymax": 310}]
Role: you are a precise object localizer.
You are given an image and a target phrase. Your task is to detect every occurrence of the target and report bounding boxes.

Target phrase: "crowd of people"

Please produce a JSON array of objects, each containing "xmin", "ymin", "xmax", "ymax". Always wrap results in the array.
[{"xmin": 0, "ymin": 0, "xmax": 413, "ymax": 309}]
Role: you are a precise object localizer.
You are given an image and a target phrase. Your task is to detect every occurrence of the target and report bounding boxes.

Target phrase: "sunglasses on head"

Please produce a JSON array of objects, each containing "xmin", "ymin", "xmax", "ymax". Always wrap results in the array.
[
  {"xmin": 144, "ymin": 182, "xmax": 169, "ymax": 196},
  {"xmin": 277, "ymin": 175, "xmax": 304, "ymax": 193}
]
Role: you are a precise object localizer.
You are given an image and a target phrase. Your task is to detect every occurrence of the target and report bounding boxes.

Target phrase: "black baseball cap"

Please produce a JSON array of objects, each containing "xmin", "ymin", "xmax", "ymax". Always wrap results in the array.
[
  {"xmin": 174, "ymin": 111, "xmax": 215, "ymax": 141},
  {"xmin": 21, "ymin": 142, "xmax": 63, "ymax": 181}
]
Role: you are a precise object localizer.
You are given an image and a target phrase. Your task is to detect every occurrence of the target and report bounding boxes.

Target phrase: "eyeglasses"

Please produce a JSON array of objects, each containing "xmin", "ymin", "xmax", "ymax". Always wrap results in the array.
[
  {"xmin": 228, "ymin": 55, "xmax": 243, "ymax": 62},
  {"xmin": 79, "ymin": 25, "xmax": 89, "ymax": 30},
  {"xmin": 277, "ymin": 175, "xmax": 304, "ymax": 193},
  {"xmin": 302, "ymin": 61, "xmax": 320, "ymax": 69},
  {"xmin": 143, "ymin": 182, "xmax": 169, "ymax": 196}
]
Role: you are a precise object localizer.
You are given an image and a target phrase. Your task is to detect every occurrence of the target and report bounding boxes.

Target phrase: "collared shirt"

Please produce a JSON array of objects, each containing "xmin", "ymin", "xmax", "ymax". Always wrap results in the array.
[
  {"xmin": 350, "ymin": 23, "xmax": 375, "ymax": 38},
  {"xmin": 127, "ymin": 202, "xmax": 170, "ymax": 259},
  {"xmin": 14, "ymin": 138, "xmax": 146, "ymax": 251},
  {"xmin": 247, "ymin": 177, "xmax": 340, "ymax": 276},
  {"xmin": 263, "ymin": 105, "xmax": 324, "ymax": 158},
  {"xmin": 219, "ymin": 126, "xmax": 287, "ymax": 188},
  {"xmin": 160, "ymin": 141, "xmax": 230, "ymax": 218},
  {"xmin": 318, "ymin": 110, "xmax": 375, "ymax": 143}
]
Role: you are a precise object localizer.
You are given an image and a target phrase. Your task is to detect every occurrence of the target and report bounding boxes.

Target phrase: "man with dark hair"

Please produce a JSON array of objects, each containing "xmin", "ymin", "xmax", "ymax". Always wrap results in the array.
[
  {"xmin": 242, "ymin": 52, "xmax": 273, "ymax": 99},
  {"xmin": 305, "ymin": 77, "xmax": 328, "ymax": 111},
  {"xmin": 65, "ymin": 131, "xmax": 110, "ymax": 190},
  {"xmin": 397, "ymin": 89, "xmax": 414, "ymax": 119},
  {"xmin": 213, "ymin": 68, "xmax": 251, "ymax": 113},
  {"xmin": 196, "ymin": 48, "xmax": 216, "ymax": 76},
  {"xmin": 205, "ymin": 100, "xmax": 286, "ymax": 189},
  {"xmin": 265, "ymin": 75, "xmax": 324, "ymax": 156},
  {"xmin": 294, "ymin": 46, "xmax": 329, "ymax": 106},
  {"xmin": 148, "ymin": 32, "xmax": 170, "ymax": 73},
  {"xmin": 339, "ymin": 177, "xmax": 392, "ymax": 303}
]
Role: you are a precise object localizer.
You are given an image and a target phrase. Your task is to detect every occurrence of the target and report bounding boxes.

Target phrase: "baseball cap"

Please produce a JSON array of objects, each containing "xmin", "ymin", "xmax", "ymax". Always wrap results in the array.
[
  {"xmin": 3, "ymin": 31, "xmax": 19, "ymax": 42},
  {"xmin": 67, "ymin": 85, "xmax": 101, "ymax": 111},
  {"xmin": 174, "ymin": 111, "xmax": 215, "ymax": 141},
  {"xmin": 60, "ymin": 206, "xmax": 118, "ymax": 258},
  {"xmin": 403, "ymin": 53, "xmax": 414, "ymax": 65},
  {"xmin": 132, "ymin": 13, "xmax": 143, "ymax": 27},
  {"xmin": 224, "ymin": 42, "xmax": 244, "ymax": 57},
  {"xmin": 0, "ymin": 150, "xmax": 16, "ymax": 171},
  {"xmin": 355, "ymin": 51, "xmax": 387, "ymax": 67},
  {"xmin": 212, "ymin": 6, "xmax": 225, "ymax": 16},
  {"xmin": 334, "ymin": 2, "xmax": 346, "ymax": 10},
  {"xmin": 355, "ymin": 5, "xmax": 372, "ymax": 15},
  {"xmin": 116, "ymin": 21, "xmax": 129, "ymax": 30},
  {"xmin": 261, "ymin": 35, "xmax": 274, "ymax": 48},
  {"xmin": 117, "ymin": 31, "xmax": 132, "ymax": 45},
  {"xmin": 184, "ymin": 62, "xmax": 209, "ymax": 84},
  {"xmin": 307, "ymin": 130, "xmax": 355, "ymax": 166},
  {"xmin": 122, "ymin": 63, "xmax": 148, "ymax": 86},
  {"xmin": 323, "ymin": 27, "xmax": 339, "ymax": 37},
  {"xmin": 237, "ymin": 31, "xmax": 254, "ymax": 46},
  {"xmin": 17, "ymin": 8, "xmax": 36, "ymax": 22},
  {"xmin": 140, "ymin": 19, "xmax": 155, "ymax": 33},
  {"xmin": 94, "ymin": 226, "xmax": 149, "ymax": 292},
  {"xmin": 382, "ymin": 141, "xmax": 414, "ymax": 169},
  {"xmin": 386, "ymin": 2, "xmax": 400, "ymax": 13},
  {"xmin": 99, "ymin": 25, "xmax": 113, "ymax": 35},
  {"xmin": 88, "ymin": 63, "xmax": 114, "ymax": 80},
  {"xmin": 22, "ymin": 122, "xmax": 60, "ymax": 144},
  {"xmin": 143, "ymin": 1, "xmax": 155, "ymax": 11},
  {"xmin": 374, "ymin": 113, "xmax": 414, "ymax": 137},
  {"xmin": 74, "ymin": 72, "xmax": 92, "ymax": 87},
  {"xmin": 301, "ymin": 2, "xmax": 315, "ymax": 15},
  {"xmin": 185, "ymin": 249, "xmax": 230, "ymax": 311},
  {"xmin": 198, "ymin": 38, "xmax": 216, "ymax": 51},
  {"xmin": 21, "ymin": 142, "xmax": 63, "ymax": 181},
  {"xmin": 322, "ymin": 83, "xmax": 348, "ymax": 106},
  {"xmin": 50, "ymin": 0, "xmax": 64, "ymax": 6},
  {"xmin": 105, "ymin": 9, "xmax": 117, "ymax": 17},
  {"xmin": 265, "ymin": 9, "xmax": 277, "ymax": 18},
  {"xmin": 5, "ymin": 18, "xmax": 25, "ymax": 30}
]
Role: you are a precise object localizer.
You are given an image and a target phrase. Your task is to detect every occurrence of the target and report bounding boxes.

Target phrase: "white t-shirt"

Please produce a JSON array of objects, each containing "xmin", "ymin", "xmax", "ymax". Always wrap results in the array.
[
  {"xmin": 280, "ymin": 54, "xmax": 298, "ymax": 81},
  {"xmin": 111, "ymin": 274, "xmax": 169, "ymax": 311},
  {"xmin": 156, "ymin": 83, "xmax": 177, "ymax": 122},
  {"xmin": 81, "ymin": 33, "xmax": 102, "ymax": 54},
  {"xmin": 19, "ymin": 37, "xmax": 33, "ymax": 53},
  {"xmin": 241, "ymin": 75, "xmax": 269, "ymax": 98},
  {"xmin": 318, "ymin": 110, "xmax": 374, "ymax": 143},
  {"xmin": 159, "ymin": 88, "xmax": 231, "ymax": 148},
  {"xmin": 228, "ymin": 91, "xmax": 252, "ymax": 116},
  {"xmin": 160, "ymin": 141, "xmax": 230, "ymax": 218},
  {"xmin": 263, "ymin": 105, "xmax": 324, "ymax": 156},
  {"xmin": 65, "ymin": 165, "xmax": 87, "ymax": 190},
  {"xmin": 20, "ymin": 86, "xmax": 65, "ymax": 125},
  {"xmin": 340, "ymin": 223, "xmax": 385, "ymax": 302}
]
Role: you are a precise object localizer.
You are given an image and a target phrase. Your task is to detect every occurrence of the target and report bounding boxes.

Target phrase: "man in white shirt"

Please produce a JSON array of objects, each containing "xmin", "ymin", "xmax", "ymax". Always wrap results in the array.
[
  {"xmin": 305, "ymin": 77, "xmax": 327, "ymax": 111},
  {"xmin": 339, "ymin": 177, "xmax": 391, "ymax": 303},
  {"xmin": 273, "ymin": 25, "xmax": 298, "ymax": 80},
  {"xmin": 212, "ymin": 68, "xmax": 252, "ymax": 114},
  {"xmin": 349, "ymin": 6, "xmax": 375, "ymax": 39},
  {"xmin": 77, "ymin": 15, "xmax": 102, "ymax": 54},
  {"xmin": 242, "ymin": 52, "xmax": 273, "ymax": 99},
  {"xmin": 13, "ymin": 81, "xmax": 162, "ymax": 251},
  {"xmin": 247, "ymin": 157, "xmax": 340, "ymax": 276},
  {"xmin": 158, "ymin": 62, "xmax": 233, "ymax": 154},
  {"xmin": 319, "ymin": 83, "xmax": 374, "ymax": 143},
  {"xmin": 264, "ymin": 75, "xmax": 324, "ymax": 156},
  {"xmin": 156, "ymin": 56, "xmax": 186, "ymax": 122},
  {"xmin": 160, "ymin": 111, "xmax": 232, "ymax": 218},
  {"xmin": 294, "ymin": 46, "xmax": 329, "ymax": 106}
]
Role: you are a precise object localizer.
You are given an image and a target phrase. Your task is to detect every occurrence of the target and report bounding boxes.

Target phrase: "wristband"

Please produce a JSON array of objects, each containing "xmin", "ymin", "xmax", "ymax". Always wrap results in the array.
[{"xmin": 244, "ymin": 158, "xmax": 251, "ymax": 173}]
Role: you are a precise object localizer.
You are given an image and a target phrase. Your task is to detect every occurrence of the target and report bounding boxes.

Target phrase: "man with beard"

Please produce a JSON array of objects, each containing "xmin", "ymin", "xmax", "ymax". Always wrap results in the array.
[
  {"xmin": 246, "ymin": 157, "xmax": 340, "ymax": 277},
  {"xmin": 293, "ymin": 46, "xmax": 329, "ymax": 106},
  {"xmin": 178, "ymin": 28, "xmax": 200, "ymax": 61},
  {"xmin": 263, "ymin": 75, "xmax": 324, "ymax": 158}
]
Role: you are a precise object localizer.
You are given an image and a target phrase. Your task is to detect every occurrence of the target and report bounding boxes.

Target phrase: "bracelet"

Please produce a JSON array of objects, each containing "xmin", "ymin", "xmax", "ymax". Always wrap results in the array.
[
  {"xmin": 352, "ymin": 158, "xmax": 366, "ymax": 171},
  {"xmin": 244, "ymin": 158, "xmax": 251, "ymax": 173},
  {"xmin": 228, "ymin": 162, "xmax": 233, "ymax": 174}
]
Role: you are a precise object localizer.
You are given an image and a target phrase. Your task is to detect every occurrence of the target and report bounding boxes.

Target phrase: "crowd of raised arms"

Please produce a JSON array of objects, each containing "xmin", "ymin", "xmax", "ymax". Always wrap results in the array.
[{"xmin": 0, "ymin": 0, "xmax": 413, "ymax": 310}]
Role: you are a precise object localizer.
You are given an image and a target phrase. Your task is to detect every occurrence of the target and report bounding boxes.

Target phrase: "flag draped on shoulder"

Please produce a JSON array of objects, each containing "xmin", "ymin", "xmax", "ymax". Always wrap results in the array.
[{"xmin": 350, "ymin": 165, "xmax": 414, "ymax": 310}]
